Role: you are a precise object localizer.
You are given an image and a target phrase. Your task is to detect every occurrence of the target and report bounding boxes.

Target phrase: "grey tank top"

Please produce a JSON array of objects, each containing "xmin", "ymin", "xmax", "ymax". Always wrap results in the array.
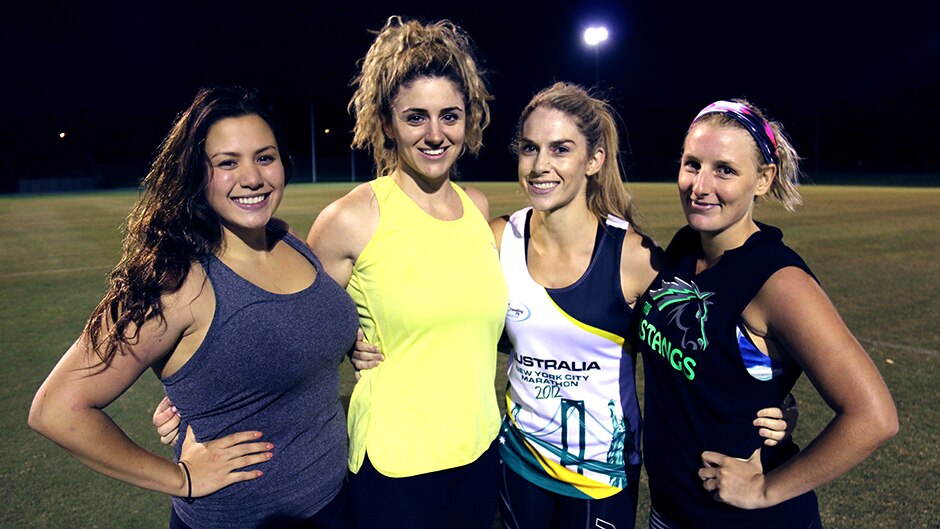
[{"xmin": 163, "ymin": 224, "xmax": 358, "ymax": 529}]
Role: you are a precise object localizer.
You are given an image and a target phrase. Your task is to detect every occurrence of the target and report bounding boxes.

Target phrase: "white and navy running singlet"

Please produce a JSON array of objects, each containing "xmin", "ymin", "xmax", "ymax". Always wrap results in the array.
[{"xmin": 498, "ymin": 208, "xmax": 642, "ymax": 500}]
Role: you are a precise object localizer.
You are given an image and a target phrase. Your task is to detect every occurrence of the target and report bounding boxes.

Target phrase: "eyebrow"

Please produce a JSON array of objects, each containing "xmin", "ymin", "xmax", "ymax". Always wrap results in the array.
[
  {"xmin": 520, "ymin": 137, "xmax": 577, "ymax": 147},
  {"xmin": 208, "ymin": 145, "xmax": 277, "ymax": 160},
  {"xmin": 400, "ymin": 106, "xmax": 465, "ymax": 114}
]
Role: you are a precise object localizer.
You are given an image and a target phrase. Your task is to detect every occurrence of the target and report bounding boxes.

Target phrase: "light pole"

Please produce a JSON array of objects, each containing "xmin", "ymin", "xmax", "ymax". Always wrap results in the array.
[{"xmin": 583, "ymin": 26, "xmax": 609, "ymax": 86}]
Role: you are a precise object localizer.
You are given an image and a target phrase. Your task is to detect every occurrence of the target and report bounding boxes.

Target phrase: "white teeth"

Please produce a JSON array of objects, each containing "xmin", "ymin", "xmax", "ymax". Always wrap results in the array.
[
  {"xmin": 234, "ymin": 195, "xmax": 265, "ymax": 205},
  {"xmin": 422, "ymin": 148, "xmax": 445, "ymax": 156},
  {"xmin": 530, "ymin": 181, "xmax": 558, "ymax": 189}
]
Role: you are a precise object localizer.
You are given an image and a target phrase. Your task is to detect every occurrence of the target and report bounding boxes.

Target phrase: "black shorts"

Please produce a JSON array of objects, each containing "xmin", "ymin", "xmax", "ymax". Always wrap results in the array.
[{"xmin": 349, "ymin": 439, "xmax": 499, "ymax": 529}]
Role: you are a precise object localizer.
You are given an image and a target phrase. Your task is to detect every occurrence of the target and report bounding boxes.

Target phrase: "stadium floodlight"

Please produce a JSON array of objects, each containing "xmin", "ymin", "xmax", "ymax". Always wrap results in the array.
[
  {"xmin": 583, "ymin": 26, "xmax": 609, "ymax": 46},
  {"xmin": 583, "ymin": 26, "xmax": 609, "ymax": 84}
]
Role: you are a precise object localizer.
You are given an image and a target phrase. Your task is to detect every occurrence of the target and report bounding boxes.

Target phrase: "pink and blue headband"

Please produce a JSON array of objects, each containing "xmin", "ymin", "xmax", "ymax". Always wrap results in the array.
[{"xmin": 691, "ymin": 101, "xmax": 778, "ymax": 165}]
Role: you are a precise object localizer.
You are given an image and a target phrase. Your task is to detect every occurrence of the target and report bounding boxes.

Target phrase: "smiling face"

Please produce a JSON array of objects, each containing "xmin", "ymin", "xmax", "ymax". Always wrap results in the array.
[
  {"xmin": 517, "ymin": 107, "xmax": 603, "ymax": 214},
  {"xmin": 387, "ymin": 76, "xmax": 466, "ymax": 183},
  {"xmin": 204, "ymin": 114, "xmax": 284, "ymax": 239},
  {"xmin": 678, "ymin": 122, "xmax": 774, "ymax": 246}
]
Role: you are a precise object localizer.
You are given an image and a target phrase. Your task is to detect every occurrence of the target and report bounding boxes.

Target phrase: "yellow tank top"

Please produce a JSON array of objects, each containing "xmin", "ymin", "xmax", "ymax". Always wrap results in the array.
[{"xmin": 346, "ymin": 176, "xmax": 507, "ymax": 477}]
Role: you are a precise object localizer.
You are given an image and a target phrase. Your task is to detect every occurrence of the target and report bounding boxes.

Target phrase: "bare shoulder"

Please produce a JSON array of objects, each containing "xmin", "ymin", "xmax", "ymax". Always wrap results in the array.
[
  {"xmin": 461, "ymin": 185, "xmax": 490, "ymax": 220},
  {"xmin": 307, "ymin": 183, "xmax": 378, "ymax": 286},
  {"xmin": 489, "ymin": 215, "xmax": 510, "ymax": 252},
  {"xmin": 162, "ymin": 261, "xmax": 213, "ymax": 330},
  {"xmin": 620, "ymin": 226, "xmax": 662, "ymax": 305},
  {"xmin": 750, "ymin": 266, "xmax": 825, "ymax": 325},
  {"xmin": 307, "ymin": 183, "xmax": 378, "ymax": 249}
]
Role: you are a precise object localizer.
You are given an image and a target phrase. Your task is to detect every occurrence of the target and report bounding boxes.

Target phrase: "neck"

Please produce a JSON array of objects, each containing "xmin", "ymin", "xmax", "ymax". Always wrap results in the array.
[
  {"xmin": 219, "ymin": 224, "xmax": 271, "ymax": 260},
  {"xmin": 530, "ymin": 202, "xmax": 598, "ymax": 252},
  {"xmin": 392, "ymin": 167, "xmax": 452, "ymax": 198},
  {"xmin": 697, "ymin": 219, "xmax": 760, "ymax": 269}
]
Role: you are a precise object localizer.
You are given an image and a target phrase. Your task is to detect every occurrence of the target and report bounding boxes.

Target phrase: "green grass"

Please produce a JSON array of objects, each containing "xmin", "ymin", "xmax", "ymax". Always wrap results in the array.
[{"xmin": 2, "ymin": 182, "xmax": 938, "ymax": 528}]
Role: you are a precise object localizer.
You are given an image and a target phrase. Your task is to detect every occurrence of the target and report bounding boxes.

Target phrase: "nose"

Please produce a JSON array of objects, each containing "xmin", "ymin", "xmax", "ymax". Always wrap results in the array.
[
  {"xmin": 690, "ymin": 171, "xmax": 711, "ymax": 197},
  {"xmin": 534, "ymin": 149, "xmax": 551, "ymax": 175},
  {"xmin": 425, "ymin": 120, "xmax": 444, "ymax": 146},
  {"xmin": 239, "ymin": 163, "xmax": 264, "ymax": 190}
]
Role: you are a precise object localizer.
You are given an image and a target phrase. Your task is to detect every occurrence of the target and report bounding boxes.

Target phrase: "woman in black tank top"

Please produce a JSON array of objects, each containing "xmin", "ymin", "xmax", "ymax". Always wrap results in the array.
[{"xmin": 638, "ymin": 99, "xmax": 897, "ymax": 528}]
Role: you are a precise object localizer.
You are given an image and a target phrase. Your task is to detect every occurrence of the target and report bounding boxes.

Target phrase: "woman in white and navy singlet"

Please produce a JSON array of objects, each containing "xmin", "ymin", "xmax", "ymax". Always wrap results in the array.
[{"xmin": 488, "ymin": 83, "xmax": 654, "ymax": 529}]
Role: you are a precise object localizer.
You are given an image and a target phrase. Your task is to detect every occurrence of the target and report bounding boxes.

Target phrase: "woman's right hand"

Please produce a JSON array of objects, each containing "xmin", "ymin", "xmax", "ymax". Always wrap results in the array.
[
  {"xmin": 350, "ymin": 328, "xmax": 384, "ymax": 380},
  {"xmin": 153, "ymin": 396, "xmax": 181, "ymax": 447},
  {"xmin": 178, "ymin": 425, "xmax": 273, "ymax": 498}
]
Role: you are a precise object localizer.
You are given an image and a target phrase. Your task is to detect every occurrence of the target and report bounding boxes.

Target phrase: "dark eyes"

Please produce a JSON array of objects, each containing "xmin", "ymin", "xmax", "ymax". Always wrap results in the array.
[
  {"xmin": 682, "ymin": 159, "xmax": 701, "ymax": 171},
  {"xmin": 519, "ymin": 144, "xmax": 573, "ymax": 155},
  {"xmin": 718, "ymin": 165, "xmax": 736, "ymax": 176},
  {"xmin": 214, "ymin": 153, "xmax": 276, "ymax": 168},
  {"xmin": 404, "ymin": 113, "xmax": 462, "ymax": 125}
]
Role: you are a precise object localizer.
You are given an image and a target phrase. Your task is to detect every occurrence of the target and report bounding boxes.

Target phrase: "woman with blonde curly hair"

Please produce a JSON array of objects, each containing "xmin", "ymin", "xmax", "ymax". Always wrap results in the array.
[{"xmin": 307, "ymin": 16, "xmax": 506, "ymax": 529}]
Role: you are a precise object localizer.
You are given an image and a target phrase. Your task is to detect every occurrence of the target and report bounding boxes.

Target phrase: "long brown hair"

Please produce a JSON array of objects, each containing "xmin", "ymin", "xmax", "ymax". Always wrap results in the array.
[
  {"xmin": 348, "ymin": 15, "xmax": 492, "ymax": 177},
  {"xmin": 85, "ymin": 86, "xmax": 290, "ymax": 366},
  {"xmin": 515, "ymin": 82, "xmax": 640, "ymax": 228}
]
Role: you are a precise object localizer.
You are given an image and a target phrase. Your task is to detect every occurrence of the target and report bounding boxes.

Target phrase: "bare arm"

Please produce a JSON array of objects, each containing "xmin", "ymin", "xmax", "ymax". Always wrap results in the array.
[
  {"xmin": 699, "ymin": 267, "xmax": 898, "ymax": 509},
  {"xmin": 29, "ymin": 277, "xmax": 271, "ymax": 498},
  {"xmin": 306, "ymin": 183, "xmax": 378, "ymax": 288},
  {"xmin": 619, "ymin": 227, "xmax": 660, "ymax": 307}
]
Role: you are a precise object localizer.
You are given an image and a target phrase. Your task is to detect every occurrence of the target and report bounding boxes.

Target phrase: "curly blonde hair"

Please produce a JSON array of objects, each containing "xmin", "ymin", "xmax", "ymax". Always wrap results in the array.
[{"xmin": 348, "ymin": 16, "xmax": 492, "ymax": 177}]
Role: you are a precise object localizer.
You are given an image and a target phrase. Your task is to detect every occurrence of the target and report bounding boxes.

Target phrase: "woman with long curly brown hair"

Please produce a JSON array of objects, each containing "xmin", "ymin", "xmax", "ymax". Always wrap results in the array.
[{"xmin": 30, "ymin": 86, "xmax": 358, "ymax": 529}]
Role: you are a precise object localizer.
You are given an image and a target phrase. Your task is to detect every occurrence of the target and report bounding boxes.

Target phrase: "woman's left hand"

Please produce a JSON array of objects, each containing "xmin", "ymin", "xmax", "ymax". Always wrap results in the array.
[
  {"xmin": 698, "ymin": 448, "xmax": 769, "ymax": 510},
  {"xmin": 350, "ymin": 328, "xmax": 384, "ymax": 381}
]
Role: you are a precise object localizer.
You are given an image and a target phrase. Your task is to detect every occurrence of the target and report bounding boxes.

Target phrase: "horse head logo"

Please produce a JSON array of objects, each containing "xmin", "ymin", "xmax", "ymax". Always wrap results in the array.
[{"xmin": 650, "ymin": 278, "xmax": 714, "ymax": 351}]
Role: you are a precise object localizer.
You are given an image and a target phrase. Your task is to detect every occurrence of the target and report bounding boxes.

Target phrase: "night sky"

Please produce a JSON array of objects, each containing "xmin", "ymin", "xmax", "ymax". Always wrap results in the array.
[{"xmin": 3, "ymin": 0, "xmax": 938, "ymax": 191}]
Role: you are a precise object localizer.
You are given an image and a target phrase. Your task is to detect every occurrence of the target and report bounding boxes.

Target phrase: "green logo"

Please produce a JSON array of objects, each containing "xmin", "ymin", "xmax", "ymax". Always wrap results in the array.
[{"xmin": 649, "ymin": 278, "xmax": 714, "ymax": 351}]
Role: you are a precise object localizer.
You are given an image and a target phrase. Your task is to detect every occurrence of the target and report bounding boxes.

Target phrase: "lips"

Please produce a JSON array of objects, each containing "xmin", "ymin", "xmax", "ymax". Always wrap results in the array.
[
  {"xmin": 419, "ymin": 147, "xmax": 447, "ymax": 158},
  {"xmin": 232, "ymin": 192, "xmax": 270, "ymax": 209},
  {"xmin": 527, "ymin": 180, "xmax": 559, "ymax": 195},
  {"xmin": 687, "ymin": 197, "xmax": 719, "ymax": 211}
]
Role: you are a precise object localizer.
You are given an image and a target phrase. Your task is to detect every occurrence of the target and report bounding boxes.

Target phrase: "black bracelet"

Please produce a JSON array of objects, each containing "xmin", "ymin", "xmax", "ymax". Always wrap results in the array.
[{"xmin": 178, "ymin": 460, "xmax": 195, "ymax": 504}]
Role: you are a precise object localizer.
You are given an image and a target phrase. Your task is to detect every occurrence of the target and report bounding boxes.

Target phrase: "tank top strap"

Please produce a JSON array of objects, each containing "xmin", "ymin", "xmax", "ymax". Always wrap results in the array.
[
  {"xmin": 198, "ymin": 222, "xmax": 321, "ymax": 323},
  {"xmin": 369, "ymin": 176, "xmax": 479, "ymax": 229}
]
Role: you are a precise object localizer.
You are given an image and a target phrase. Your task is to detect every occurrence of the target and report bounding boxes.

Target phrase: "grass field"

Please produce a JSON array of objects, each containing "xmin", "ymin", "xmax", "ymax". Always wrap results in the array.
[{"xmin": 2, "ymin": 182, "xmax": 938, "ymax": 528}]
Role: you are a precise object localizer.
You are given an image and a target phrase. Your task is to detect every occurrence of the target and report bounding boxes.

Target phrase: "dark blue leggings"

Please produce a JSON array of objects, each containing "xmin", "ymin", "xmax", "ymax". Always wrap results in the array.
[
  {"xmin": 349, "ymin": 440, "xmax": 499, "ymax": 529},
  {"xmin": 498, "ymin": 459, "xmax": 640, "ymax": 529}
]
